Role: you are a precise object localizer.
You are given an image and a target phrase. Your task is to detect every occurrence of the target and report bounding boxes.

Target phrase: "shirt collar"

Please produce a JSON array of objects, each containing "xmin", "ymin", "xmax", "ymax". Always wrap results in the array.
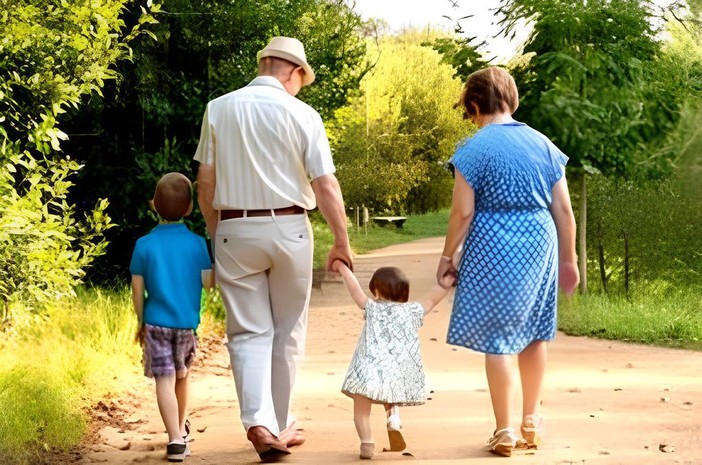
[{"xmin": 248, "ymin": 75, "xmax": 286, "ymax": 92}]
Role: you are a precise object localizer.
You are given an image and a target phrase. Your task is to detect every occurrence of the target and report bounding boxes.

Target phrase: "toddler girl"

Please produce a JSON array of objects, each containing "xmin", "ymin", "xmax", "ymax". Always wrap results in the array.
[{"xmin": 333, "ymin": 261, "xmax": 453, "ymax": 459}]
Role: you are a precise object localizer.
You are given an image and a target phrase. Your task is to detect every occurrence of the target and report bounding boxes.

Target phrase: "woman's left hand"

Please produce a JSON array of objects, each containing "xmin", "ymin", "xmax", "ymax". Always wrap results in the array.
[{"xmin": 436, "ymin": 256, "xmax": 457, "ymax": 289}]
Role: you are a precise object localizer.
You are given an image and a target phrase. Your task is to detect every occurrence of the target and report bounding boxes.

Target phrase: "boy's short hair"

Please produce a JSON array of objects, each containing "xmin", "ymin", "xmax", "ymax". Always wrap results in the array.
[
  {"xmin": 457, "ymin": 66, "xmax": 519, "ymax": 119},
  {"xmin": 369, "ymin": 266, "xmax": 410, "ymax": 303},
  {"xmin": 152, "ymin": 173, "xmax": 193, "ymax": 221}
]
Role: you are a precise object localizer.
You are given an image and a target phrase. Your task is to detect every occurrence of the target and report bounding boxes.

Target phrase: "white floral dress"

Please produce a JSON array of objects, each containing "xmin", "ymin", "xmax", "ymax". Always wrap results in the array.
[{"xmin": 341, "ymin": 299, "xmax": 426, "ymax": 405}]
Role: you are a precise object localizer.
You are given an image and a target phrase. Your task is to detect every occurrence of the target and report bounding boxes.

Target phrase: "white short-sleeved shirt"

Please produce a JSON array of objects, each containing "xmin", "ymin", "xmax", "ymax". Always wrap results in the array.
[{"xmin": 193, "ymin": 76, "xmax": 335, "ymax": 210}]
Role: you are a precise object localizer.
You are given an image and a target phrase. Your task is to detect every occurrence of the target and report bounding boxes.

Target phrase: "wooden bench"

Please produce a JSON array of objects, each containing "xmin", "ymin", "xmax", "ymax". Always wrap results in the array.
[{"xmin": 371, "ymin": 216, "xmax": 407, "ymax": 228}]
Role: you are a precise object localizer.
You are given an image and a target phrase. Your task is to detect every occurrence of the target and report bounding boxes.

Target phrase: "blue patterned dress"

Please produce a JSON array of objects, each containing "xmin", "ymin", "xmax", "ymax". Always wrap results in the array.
[
  {"xmin": 448, "ymin": 122, "xmax": 568, "ymax": 355},
  {"xmin": 342, "ymin": 299, "xmax": 426, "ymax": 405}
]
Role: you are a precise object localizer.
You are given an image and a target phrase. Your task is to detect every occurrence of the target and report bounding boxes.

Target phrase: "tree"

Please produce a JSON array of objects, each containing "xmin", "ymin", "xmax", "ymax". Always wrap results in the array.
[
  {"xmin": 61, "ymin": 0, "xmax": 369, "ymax": 283},
  {"xmin": 328, "ymin": 30, "xmax": 472, "ymax": 214},
  {"xmin": 496, "ymin": 0, "xmax": 679, "ymax": 293},
  {"xmin": 586, "ymin": 13, "xmax": 702, "ymax": 295},
  {"xmin": 0, "ymin": 0, "xmax": 156, "ymax": 321}
]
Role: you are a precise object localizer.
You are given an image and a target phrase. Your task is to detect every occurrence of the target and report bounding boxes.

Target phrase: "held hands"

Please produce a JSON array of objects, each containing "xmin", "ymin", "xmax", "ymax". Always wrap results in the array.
[
  {"xmin": 436, "ymin": 255, "xmax": 457, "ymax": 289},
  {"xmin": 330, "ymin": 258, "xmax": 349, "ymax": 274},
  {"xmin": 325, "ymin": 243, "xmax": 353, "ymax": 272}
]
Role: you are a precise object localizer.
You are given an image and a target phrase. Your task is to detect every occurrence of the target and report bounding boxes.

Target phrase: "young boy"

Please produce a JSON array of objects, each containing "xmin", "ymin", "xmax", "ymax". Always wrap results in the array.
[{"xmin": 130, "ymin": 172, "xmax": 213, "ymax": 462}]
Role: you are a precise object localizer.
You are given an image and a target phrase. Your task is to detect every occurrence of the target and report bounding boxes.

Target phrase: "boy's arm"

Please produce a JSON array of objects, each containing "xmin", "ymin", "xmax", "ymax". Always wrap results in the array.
[
  {"xmin": 419, "ymin": 283, "xmax": 452, "ymax": 316},
  {"xmin": 335, "ymin": 262, "xmax": 369, "ymax": 310},
  {"xmin": 131, "ymin": 275, "xmax": 145, "ymax": 344}
]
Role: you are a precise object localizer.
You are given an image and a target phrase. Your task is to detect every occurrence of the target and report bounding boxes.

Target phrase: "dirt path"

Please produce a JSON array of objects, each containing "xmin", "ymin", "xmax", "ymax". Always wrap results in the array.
[{"xmin": 79, "ymin": 237, "xmax": 702, "ymax": 465}]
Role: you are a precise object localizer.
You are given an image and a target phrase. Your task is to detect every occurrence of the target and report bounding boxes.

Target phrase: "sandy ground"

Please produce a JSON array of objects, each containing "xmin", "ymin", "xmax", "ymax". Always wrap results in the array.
[{"xmin": 79, "ymin": 237, "xmax": 702, "ymax": 465}]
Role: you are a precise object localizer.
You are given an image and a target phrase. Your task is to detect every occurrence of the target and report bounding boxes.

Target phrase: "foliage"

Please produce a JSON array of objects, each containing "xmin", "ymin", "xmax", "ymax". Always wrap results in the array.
[
  {"xmin": 0, "ymin": 0, "xmax": 156, "ymax": 319},
  {"xmin": 62, "ymin": 0, "xmax": 369, "ymax": 283},
  {"xmin": 499, "ymin": 0, "xmax": 667, "ymax": 177},
  {"xmin": 0, "ymin": 0, "xmax": 156, "ymax": 154},
  {"xmin": 636, "ymin": 18, "xmax": 702, "ymax": 175},
  {"xmin": 427, "ymin": 36, "xmax": 491, "ymax": 81},
  {"xmin": 328, "ymin": 31, "xmax": 471, "ymax": 215},
  {"xmin": 0, "ymin": 154, "xmax": 113, "ymax": 318}
]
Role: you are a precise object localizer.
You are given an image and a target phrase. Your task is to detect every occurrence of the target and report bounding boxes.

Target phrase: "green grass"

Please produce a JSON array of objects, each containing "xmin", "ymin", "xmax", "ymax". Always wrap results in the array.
[
  {"xmin": 0, "ymin": 286, "xmax": 225, "ymax": 464},
  {"xmin": 559, "ymin": 287, "xmax": 702, "ymax": 350},
  {"xmin": 0, "ymin": 288, "xmax": 141, "ymax": 464}
]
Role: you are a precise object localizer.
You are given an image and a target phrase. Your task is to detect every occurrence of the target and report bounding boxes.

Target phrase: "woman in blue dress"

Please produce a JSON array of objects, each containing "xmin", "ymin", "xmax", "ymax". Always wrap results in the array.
[{"xmin": 435, "ymin": 67, "xmax": 579, "ymax": 457}]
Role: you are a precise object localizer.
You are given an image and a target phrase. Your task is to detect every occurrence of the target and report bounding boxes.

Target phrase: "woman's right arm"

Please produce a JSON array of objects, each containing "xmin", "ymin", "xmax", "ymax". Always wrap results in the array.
[
  {"xmin": 550, "ymin": 176, "xmax": 579, "ymax": 295},
  {"xmin": 437, "ymin": 171, "xmax": 475, "ymax": 288}
]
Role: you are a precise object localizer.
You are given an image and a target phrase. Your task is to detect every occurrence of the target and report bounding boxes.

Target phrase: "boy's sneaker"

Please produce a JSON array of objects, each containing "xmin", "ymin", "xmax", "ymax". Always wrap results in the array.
[{"xmin": 167, "ymin": 441, "xmax": 189, "ymax": 462}]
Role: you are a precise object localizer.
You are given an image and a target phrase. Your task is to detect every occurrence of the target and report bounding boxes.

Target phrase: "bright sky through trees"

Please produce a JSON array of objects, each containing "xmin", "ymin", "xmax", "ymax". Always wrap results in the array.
[{"xmin": 351, "ymin": 0, "xmax": 528, "ymax": 62}]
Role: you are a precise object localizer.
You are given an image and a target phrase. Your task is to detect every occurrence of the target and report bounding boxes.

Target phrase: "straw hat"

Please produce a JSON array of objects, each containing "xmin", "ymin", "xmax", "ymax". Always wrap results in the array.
[{"xmin": 257, "ymin": 36, "xmax": 315, "ymax": 86}]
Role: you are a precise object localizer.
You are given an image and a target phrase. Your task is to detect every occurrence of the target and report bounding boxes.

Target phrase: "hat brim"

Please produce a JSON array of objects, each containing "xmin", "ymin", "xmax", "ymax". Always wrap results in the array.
[{"xmin": 257, "ymin": 49, "xmax": 315, "ymax": 86}]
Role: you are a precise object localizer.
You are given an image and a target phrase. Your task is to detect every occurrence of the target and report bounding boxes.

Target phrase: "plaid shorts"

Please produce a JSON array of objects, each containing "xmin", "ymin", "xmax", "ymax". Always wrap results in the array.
[{"xmin": 142, "ymin": 324, "xmax": 197, "ymax": 379}]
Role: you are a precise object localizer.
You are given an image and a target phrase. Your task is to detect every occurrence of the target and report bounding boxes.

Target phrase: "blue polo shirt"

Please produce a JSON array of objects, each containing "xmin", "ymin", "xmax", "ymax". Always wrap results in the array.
[{"xmin": 130, "ymin": 223, "xmax": 212, "ymax": 329}]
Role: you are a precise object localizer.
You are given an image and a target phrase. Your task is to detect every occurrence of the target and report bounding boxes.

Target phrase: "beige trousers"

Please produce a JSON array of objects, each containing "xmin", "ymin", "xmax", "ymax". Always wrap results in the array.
[{"xmin": 214, "ymin": 213, "xmax": 313, "ymax": 435}]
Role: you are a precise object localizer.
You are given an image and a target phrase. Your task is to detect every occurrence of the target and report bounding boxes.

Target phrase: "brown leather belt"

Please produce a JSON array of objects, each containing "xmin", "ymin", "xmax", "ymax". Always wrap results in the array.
[{"xmin": 220, "ymin": 205, "xmax": 306, "ymax": 220}]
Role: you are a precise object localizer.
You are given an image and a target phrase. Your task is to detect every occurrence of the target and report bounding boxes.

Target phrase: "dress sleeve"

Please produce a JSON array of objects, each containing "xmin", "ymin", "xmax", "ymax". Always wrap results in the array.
[
  {"xmin": 548, "ymin": 140, "xmax": 569, "ymax": 186},
  {"xmin": 450, "ymin": 138, "xmax": 484, "ymax": 191}
]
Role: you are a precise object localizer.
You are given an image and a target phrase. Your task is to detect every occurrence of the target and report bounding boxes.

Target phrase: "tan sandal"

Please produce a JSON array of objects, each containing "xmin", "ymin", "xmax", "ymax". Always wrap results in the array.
[
  {"xmin": 487, "ymin": 427, "xmax": 519, "ymax": 457},
  {"xmin": 385, "ymin": 405, "xmax": 406, "ymax": 451},
  {"xmin": 520, "ymin": 414, "xmax": 543, "ymax": 449}
]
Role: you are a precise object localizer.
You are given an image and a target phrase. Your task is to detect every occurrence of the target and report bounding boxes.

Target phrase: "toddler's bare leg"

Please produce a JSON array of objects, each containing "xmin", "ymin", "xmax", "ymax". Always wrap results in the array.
[{"xmin": 353, "ymin": 395, "xmax": 373, "ymax": 442}]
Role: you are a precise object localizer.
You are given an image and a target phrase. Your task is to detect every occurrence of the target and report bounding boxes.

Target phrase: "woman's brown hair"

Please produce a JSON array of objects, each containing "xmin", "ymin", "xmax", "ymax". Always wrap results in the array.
[
  {"xmin": 457, "ymin": 66, "xmax": 519, "ymax": 119},
  {"xmin": 369, "ymin": 267, "xmax": 410, "ymax": 302}
]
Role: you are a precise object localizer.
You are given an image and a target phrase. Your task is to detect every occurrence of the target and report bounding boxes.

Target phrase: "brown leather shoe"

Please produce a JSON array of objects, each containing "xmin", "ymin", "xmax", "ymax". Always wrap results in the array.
[{"xmin": 246, "ymin": 426, "xmax": 290, "ymax": 463}]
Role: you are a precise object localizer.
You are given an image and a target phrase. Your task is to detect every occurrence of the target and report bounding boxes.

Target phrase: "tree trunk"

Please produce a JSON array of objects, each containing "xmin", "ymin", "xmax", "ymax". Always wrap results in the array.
[
  {"xmin": 597, "ymin": 219, "xmax": 608, "ymax": 294},
  {"xmin": 579, "ymin": 172, "xmax": 588, "ymax": 293},
  {"xmin": 623, "ymin": 231, "xmax": 630, "ymax": 298}
]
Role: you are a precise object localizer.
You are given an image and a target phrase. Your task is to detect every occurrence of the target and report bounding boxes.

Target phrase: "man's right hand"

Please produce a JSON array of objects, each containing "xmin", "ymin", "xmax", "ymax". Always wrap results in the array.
[{"xmin": 326, "ymin": 243, "xmax": 353, "ymax": 272}]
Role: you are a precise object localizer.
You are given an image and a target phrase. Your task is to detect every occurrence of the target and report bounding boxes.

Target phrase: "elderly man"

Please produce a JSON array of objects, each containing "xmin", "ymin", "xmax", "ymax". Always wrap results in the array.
[{"xmin": 193, "ymin": 36, "xmax": 353, "ymax": 462}]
